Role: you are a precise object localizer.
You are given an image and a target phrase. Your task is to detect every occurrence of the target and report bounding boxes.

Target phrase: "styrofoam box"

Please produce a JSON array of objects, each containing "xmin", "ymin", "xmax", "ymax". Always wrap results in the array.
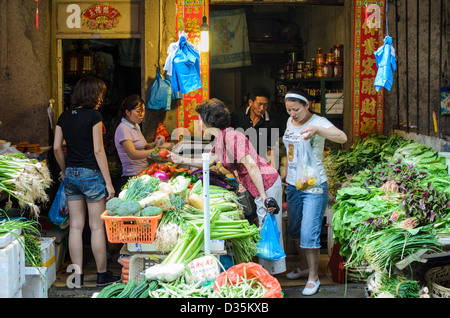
[
  {"xmin": 127, "ymin": 242, "xmax": 159, "ymax": 252},
  {"xmin": 40, "ymin": 237, "xmax": 56, "ymax": 287},
  {"xmin": 0, "ymin": 237, "xmax": 25, "ymax": 298},
  {"xmin": 22, "ymin": 267, "xmax": 48, "ymax": 298},
  {"xmin": 0, "ymin": 228, "xmax": 21, "ymax": 248}
]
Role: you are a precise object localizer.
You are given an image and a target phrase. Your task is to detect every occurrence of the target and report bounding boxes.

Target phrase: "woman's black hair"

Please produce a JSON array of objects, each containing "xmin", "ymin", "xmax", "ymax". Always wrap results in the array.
[
  {"xmin": 285, "ymin": 87, "xmax": 310, "ymax": 106},
  {"xmin": 195, "ymin": 98, "xmax": 231, "ymax": 129},
  {"xmin": 70, "ymin": 76, "xmax": 106, "ymax": 109},
  {"xmin": 117, "ymin": 94, "xmax": 144, "ymax": 119},
  {"xmin": 111, "ymin": 94, "xmax": 144, "ymax": 139}
]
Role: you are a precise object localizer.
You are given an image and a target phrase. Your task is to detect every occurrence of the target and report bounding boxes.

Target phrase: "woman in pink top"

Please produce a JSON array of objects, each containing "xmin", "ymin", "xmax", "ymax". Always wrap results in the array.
[
  {"xmin": 167, "ymin": 98, "xmax": 286, "ymax": 275},
  {"xmin": 113, "ymin": 95, "xmax": 167, "ymax": 190}
]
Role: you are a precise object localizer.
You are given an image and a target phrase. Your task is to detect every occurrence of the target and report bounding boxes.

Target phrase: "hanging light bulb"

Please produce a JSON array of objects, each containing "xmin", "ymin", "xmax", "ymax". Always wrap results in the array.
[{"xmin": 200, "ymin": 4, "xmax": 209, "ymax": 52}]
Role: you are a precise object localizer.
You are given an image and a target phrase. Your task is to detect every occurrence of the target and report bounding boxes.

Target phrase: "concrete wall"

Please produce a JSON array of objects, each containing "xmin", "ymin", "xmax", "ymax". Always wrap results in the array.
[
  {"xmin": 0, "ymin": 0, "xmax": 51, "ymax": 146},
  {"xmin": 0, "ymin": 0, "xmax": 178, "ymax": 146}
]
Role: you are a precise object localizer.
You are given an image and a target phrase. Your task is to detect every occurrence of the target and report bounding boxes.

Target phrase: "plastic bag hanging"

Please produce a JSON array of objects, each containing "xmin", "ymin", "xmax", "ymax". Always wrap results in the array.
[
  {"xmin": 146, "ymin": 71, "xmax": 172, "ymax": 111},
  {"xmin": 374, "ymin": 35, "xmax": 397, "ymax": 92},
  {"xmin": 48, "ymin": 183, "xmax": 69, "ymax": 226},
  {"xmin": 373, "ymin": 1, "xmax": 396, "ymax": 92},
  {"xmin": 256, "ymin": 213, "xmax": 286, "ymax": 262},
  {"xmin": 170, "ymin": 32, "xmax": 202, "ymax": 94}
]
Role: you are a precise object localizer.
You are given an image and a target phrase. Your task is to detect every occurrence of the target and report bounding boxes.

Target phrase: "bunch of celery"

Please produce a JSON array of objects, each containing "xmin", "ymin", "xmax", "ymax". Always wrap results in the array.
[
  {"xmin": 0, "ymin": 154, "xmax": 52, "ymax": 216},
  {"xmin": 162, "ymin": 208, "xmax": 222, "ymax": 265}
]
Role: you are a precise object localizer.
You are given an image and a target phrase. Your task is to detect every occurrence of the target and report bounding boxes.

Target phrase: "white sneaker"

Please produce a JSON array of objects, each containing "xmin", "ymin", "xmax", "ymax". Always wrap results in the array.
[{"xmin": 286, "ymin": 267, "xmax": 310, "ymax": 280}]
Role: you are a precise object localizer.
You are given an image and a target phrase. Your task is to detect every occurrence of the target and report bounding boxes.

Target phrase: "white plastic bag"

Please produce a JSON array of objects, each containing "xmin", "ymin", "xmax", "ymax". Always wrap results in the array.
[{"xmin": 295, "ymin": 137, "xmax": 320, "ymax": 190}]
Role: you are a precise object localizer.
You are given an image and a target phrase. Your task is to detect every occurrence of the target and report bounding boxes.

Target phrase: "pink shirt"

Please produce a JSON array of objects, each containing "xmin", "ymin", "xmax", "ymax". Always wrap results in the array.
[
  {"xmin": 114, "ymin": 119, "xmax": 148, "ymax": 177},
  {"xmin": 212, "ymin": 128, "xmax": 279, "ymax": 198}
]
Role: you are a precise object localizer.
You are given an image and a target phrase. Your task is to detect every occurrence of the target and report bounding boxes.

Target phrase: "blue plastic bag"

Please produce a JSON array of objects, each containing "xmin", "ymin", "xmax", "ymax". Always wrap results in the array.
[
  {"xmin": 374, "ymin": 36, "xmax": 397, "ymax": 92},
  {"xmin": 256, "ymin": 214, "xmax": 286, "ymax": 261},
  {"xmin": 48, "ymin": 183, "xmax": 69, "ymax": 226},
  {"xmin": 171, "ymin": 35, "xmax": 202, "ymax": 94},
  {"xmin": 146, "ymin": 71, "xmax": 173, "ymax": 111}
]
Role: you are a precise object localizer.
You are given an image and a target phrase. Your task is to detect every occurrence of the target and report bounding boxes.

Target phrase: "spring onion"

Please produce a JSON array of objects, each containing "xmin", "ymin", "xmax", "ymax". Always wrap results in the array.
[
  {"xmin": 371, "ymin": 272, "xmax": 421, "ymax": 298},
  {"xmin": 362, "ymin": 225, "xmax": 442, "ymax": 273},
  {"xmin": 122, "ymin": 174, "xmax": 160, "ymax": 202},
  {"xmin": 0, "ymin": 154, "xmax": 52, "ymax": 216}
]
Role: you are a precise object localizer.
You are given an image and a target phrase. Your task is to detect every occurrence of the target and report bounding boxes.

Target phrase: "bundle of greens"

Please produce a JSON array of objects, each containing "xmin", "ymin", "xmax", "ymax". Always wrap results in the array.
[
  {"xmin": 370, "ymin": 272, "xmax": 421, "ymax": 298},
  {"xmin": 362, "ymin": 225, "xmax": 442, "ymax": 273},
  {"xmin": 119, "ymin": 174, "xmax": 160, "ymax": 202},
  {"xmin": 0, "ymin": 154, "xmax": 52, "ymax": 216},
  {"xmin": 331, "ymin": 186, "xmax": 399, "ymax": 258},
  {"xmin": 392, "ymin": 141, "xmax": 448, "ymax": 175},
  {"xmin": 0, "ymin": 215, "xmax": 43, "ymax": 269},
  {"xmin": 403, "ymin": 182, "xmax": 450, "ymax": 225}
]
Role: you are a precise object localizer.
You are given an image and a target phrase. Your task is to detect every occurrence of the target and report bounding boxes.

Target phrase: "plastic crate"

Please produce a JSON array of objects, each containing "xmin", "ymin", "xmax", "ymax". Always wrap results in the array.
[
  {"xmin": 128, "ymin": 254, "xmax": 166, "ymax": 283},
  {"xmin": 101, "ymin": 211, "xmax": 162, "ymax": 243}
]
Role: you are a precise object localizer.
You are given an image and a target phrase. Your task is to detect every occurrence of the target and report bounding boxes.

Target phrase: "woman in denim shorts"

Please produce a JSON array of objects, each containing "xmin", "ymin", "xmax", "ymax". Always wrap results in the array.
[
  {"xmin": 281, "ymin": 88, "xmax": 347, "ymax": 295},
  {"xmin": 53, "ymin": 76, "xmax": 120, "ymax": 287}
]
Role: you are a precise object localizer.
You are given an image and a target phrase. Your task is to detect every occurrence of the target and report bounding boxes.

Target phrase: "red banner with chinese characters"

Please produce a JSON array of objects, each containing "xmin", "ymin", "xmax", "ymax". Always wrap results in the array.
[
  {"xmin": 176, "ymin": 0, "xmax": 209, "ymax": 138},
  {"xmin": 352, "ymin": 0, "xmax": 386, "ymax": 141},
  {"xmin": 82, "ymin": 4, "xmax": 121, "ymax": 30}
]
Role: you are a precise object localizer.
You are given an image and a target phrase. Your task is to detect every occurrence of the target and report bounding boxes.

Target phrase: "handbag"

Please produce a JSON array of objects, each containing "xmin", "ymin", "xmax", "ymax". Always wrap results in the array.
[
  {"xmin": 48, "ymin": 183, "xmax": 69, "ymax": 226},
  {"xmin": 256, "ymin": 213, "xmax": 286, "ymax": 261}
]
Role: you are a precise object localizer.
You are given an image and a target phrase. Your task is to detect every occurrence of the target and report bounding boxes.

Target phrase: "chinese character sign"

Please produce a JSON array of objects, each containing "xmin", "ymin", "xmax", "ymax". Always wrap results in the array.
[{"xmin": 353, "ymin": 1, "xmax": 386, "ymax": 140}]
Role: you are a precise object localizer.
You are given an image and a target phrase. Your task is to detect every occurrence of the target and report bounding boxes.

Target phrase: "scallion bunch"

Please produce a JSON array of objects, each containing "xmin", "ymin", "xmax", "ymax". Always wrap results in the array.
[{"xmin": 0, "ymin": 154, "xmax": 52, "ymax": 216}]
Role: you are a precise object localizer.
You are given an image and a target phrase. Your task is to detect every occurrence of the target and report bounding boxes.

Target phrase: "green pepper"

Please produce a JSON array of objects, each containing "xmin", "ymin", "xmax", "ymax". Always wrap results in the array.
[
  {"xmin": 172, "ymin": 171, "xmax": 183, "ymax": 178},
  {"xmin": 181, "ymin": 171, "xmax": 191, "ymax": 177},
  {"xmin": 190, "ymin": 173, "xmax": 199, "ymax": 183}
]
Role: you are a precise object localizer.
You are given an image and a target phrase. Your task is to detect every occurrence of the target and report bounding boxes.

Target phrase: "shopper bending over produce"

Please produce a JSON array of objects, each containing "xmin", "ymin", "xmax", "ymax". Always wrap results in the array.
[
  {"xmin": 53, "ymin": 76, "xmax": 120, "ymax": 287},
  {"xmin": 113, "ymin": 94, "xmax": 171, "ymax": 191},
  {"xmin": 166, "ymin": 98, "xmax": 286, "ymax": 275},
  {"xmin": 282, "ymin": 87, "xmax": 347, "ymax": 296}
]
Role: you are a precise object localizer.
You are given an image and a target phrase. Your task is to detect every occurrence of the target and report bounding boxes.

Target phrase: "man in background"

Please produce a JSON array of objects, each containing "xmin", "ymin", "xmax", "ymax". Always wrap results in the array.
[{"xmin": 230, "ymin": 86, "xmax": 280, "ymax": 223}]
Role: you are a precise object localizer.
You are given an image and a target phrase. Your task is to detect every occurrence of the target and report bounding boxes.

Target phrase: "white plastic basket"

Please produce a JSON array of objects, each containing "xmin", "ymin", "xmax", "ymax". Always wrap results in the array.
[{"xmin": 128, "ymin": 254, "xmax": 166, "ymax": 283}]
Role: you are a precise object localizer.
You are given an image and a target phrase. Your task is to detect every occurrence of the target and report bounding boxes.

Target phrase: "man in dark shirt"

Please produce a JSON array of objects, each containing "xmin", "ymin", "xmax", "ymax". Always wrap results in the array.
[
  {"xmin": 230, "ymin": 86, "xmax": 280, "ymax": 223},
  {"xmin": 230, "ymin": 86, "xmax": 279, "ymax": 165}
]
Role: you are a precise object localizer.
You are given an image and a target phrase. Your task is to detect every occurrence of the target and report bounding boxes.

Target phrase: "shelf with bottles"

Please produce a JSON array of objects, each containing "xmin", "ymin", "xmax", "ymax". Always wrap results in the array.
[
  {"xmin": 63, "ymin": 42, "xmax": 113, "ymax": 85},
  {"xmin": 275, "ymin": 78, "xmax": 343, "ymax": 118}
]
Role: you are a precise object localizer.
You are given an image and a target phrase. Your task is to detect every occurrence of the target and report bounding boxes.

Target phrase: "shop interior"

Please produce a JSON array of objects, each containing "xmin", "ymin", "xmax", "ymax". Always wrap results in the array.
[{"xmin": 209, "ymin": 4, "xmax": 345, "ymax": 136}]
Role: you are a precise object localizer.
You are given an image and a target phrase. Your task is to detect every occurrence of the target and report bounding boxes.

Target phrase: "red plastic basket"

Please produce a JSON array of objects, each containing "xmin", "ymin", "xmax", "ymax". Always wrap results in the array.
[{"xmin": 101, "ymin": 211, "xmax": 162, "ymax": 243}]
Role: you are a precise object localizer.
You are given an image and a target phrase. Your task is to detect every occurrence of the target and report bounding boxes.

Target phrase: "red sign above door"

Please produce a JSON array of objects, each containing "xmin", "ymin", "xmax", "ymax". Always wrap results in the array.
[{"xmin": 82, "ymin": 4, "xmax": 121, "ymax": 30}]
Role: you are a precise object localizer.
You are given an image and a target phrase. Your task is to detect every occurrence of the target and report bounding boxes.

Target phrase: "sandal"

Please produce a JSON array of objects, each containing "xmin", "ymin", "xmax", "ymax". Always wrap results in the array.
[{"xmin": 302, "ymin": 279, "xmax": 320, "ymax": 296}]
